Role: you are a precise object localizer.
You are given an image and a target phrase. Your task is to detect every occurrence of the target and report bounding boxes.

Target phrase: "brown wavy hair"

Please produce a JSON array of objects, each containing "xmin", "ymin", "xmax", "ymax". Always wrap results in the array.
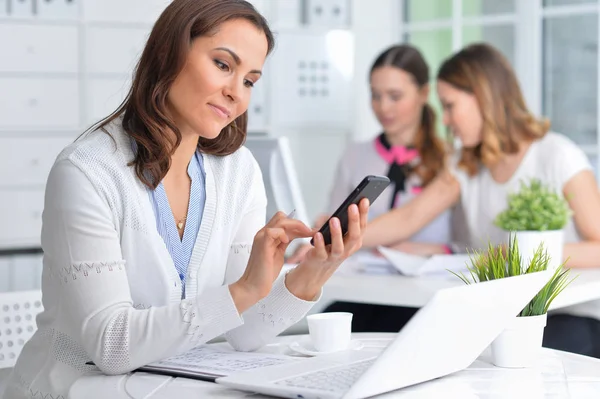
[
  {"xmin": 89, "ymin": 0, "xmax": 275, "ymax": 189},
  {"xmin": 370, "ymin": 44, "xmax": 446, "ymax": 186},
  {"xmin": 437, "ymin": 43, "xmax": 550, "ymax": 176}
]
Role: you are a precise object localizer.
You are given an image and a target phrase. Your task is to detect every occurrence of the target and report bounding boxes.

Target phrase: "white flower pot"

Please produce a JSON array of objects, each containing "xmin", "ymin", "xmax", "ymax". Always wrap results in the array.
[
  {"xmin": 513, "ymin": 230, "xmax": 564, "ymax": 271},
  {"xmin": 491, "ymin": 314, "xmax": 547, "ymax": 368}
]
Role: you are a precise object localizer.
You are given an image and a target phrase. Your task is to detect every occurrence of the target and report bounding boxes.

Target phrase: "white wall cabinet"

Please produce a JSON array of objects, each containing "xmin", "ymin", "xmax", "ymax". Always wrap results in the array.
[
  {"xmin": 37, "ymin": 0, "xmax": 80, "ymax": 21},
  {"xmin": 0, "ymin": 257, "xmax": 11, "ymax": 291},
  {"xmin": 7, "ymin": 0, "xmax": 79, "ymax": 20},
  {"xmin": 0, "ymin": 137, "xmax": 72, "ymax": 187},
  {"xmin": 82, "ymin": 0, "xmax": 170, "ymax": 23},
  {"xmin": 269, "ymin": 31, "xmax": 353, "ymax": 130},
  {"xmin": 85, "ymin": 27, "xmax": 150, "ymax": 75},
  {"xmin": 86, "ymin": 78, "xmax": 131, "ymax": 124},
  {"xmin": 0, "ymin": 0, "xmax": 166, "ymax": 253},
  {"xmin": 9, "ymin": 0, "xmax": 35, "ymax": 18},
  {"xmin": 305, "ymin": 0, "xmax": 351, "ymax": 28},
  {"xmin": 0, "ymin": 78, "xmax": 80, "ymax": 129},
  {"xmin": 247, "ymin": 71, "xmax": 268, "ymax": 133},
  {"xmin": 0, "ymin": 25, "xmax": 78, "ymax": 73},
  {"xmin": 0, "ymin": 190, "xmax": 44, "ymax": 249},
  {"xmin": 0, "ymin": 254, "xmax": 43, "ymax": 292},
  {"xmin": 0, "ymin": 1, "xmax": 7, "ymax": 18}
]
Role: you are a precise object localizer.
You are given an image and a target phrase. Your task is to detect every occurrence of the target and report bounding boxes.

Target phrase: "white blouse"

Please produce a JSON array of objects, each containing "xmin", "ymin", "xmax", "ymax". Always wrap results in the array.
[{"xmin": 5, "ymin": 121, "xmax": 317, "ymax": 399}]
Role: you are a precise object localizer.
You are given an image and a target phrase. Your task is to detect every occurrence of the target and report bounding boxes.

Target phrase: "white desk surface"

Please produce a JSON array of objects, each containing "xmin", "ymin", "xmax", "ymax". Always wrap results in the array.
[
  {"xmin": 69, "ymin": 333, "xmax": 600, "ymax": 399},
  {"xmin": 319, "ymin": 262, "xmax": 600, "ymax": 311}
]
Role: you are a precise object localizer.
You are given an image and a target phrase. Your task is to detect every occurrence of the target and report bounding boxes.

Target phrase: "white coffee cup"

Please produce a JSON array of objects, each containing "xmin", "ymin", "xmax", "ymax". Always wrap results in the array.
[{"xmin": 306, "ymin": 312, "xmax": 353, "ymax": 352}]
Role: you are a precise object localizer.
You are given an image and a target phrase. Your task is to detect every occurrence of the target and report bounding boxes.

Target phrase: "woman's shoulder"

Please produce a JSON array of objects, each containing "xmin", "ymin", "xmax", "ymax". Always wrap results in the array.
[
  {"xmin": 348, "ymin": 138, "xmax": 376, "ymax": 152},
  {"xmin": 206, "ymin": 145, "xmax": 263, "ymax": 186},
  {"xmin": 534, "ymin": 131, "xmax": 581, "ymax": 155},
  {"xmin": 213, "ymin": 145, "xmax": 259, "ymax": 171},
  {"xmin": 339, "ymin": 138, "xmax": 378, "ymax": 162},
  {"xmin": 58, "ymin": 122, "xmax": 129, "ymax": 166},
  {"xmin": 50, "ymin": 122, "xmax": 133, "ymax": 196}
]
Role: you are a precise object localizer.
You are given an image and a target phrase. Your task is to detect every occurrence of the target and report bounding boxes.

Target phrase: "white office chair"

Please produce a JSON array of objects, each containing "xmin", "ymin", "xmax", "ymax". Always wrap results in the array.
[{"xmin": 0, "ymin": 290, "xmax": 43, "ymax": 370}]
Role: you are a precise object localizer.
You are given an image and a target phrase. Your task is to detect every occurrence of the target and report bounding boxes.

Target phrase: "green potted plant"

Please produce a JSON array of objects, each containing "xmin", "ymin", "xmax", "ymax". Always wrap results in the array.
[
  {"xmin": 451, "ymin": 234, "xmax": 575, "ymax": 368},
  {"xmin": 494, "ymin": 178, "xmax": 571, "ymax": 271}
]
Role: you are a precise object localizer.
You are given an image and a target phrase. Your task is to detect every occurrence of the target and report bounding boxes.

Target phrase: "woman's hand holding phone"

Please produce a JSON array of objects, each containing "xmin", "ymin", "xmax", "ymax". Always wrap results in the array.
[
  {"xmin": 287, "ymin": 175, "xmax": 388, "ymax": 265},
  {"xmin": 284, "ymin": 198, "xmax": 370, "ymax": 301}
]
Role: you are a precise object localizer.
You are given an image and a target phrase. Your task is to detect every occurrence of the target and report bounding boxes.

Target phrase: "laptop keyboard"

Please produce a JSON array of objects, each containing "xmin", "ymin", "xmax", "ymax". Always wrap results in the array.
[{"xmin": 275, "ymin": 358, "xmax": 375, "ymax": 393}]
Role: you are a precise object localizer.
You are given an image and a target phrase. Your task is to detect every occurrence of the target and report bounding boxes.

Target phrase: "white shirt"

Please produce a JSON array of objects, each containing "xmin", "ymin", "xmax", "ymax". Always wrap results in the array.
[
  {"xmin": 452, "ymin": 132, "xmax": 598, "ymax": 320},
  {"xmin": 4, "ymin": 121, "xmax": 317, "ymax": 399}
]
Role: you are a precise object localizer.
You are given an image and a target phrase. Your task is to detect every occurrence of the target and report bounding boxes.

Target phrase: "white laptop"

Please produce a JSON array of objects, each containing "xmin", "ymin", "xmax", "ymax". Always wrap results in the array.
[{"xmin": 217, "ymin": 271, "xmax": 551, "ymax": 399}]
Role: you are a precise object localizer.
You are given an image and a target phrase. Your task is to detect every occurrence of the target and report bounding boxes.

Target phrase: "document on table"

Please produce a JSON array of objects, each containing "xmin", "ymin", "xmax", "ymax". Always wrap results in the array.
[
  {"xmin": 339, "ymin": 251, "xmax": 399, "ymax": 275},
  {"xmin": 137, "ymin": 344, "xmax": 298, "ymax": 381},
  {"xmin": 377, "ymin": 246, "xmax": 471, "ymax": 278}
]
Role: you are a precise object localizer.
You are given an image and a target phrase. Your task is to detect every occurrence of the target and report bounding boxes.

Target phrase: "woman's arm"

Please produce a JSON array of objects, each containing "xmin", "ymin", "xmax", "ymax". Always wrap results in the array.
[
  {"xmin": 43, "ymin": 160, "xmax": 245, "ymax": 375},
  {"xmin": 562, "ymin": 170, "xmax": 600, "ymax": 268},
  {"xmin": 224, "ymin": 160, "xmax": 318, "ymax": 351},
  {"xmin": 362, "ymin": 171, "xmax": 461, "ymax": 248}
]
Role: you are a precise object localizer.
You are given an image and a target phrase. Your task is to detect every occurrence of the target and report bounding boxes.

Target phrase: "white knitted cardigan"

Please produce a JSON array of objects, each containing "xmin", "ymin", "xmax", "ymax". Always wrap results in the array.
[{"xmin": 4, "ymin": 122, "xmax": 317, "ymax": 399}]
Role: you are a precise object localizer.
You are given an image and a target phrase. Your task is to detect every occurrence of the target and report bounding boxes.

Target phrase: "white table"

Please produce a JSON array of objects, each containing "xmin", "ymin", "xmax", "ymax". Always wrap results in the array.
[
  {"xmin": 319, "ymin": 264, "xmax": 600, "ymax": 311},
  {"xmin": 69, "ymin": 333, "xmax": 600, "ymax": 398}
]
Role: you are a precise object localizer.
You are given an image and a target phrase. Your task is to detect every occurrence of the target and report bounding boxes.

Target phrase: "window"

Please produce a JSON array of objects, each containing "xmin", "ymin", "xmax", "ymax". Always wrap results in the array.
[
  {"xmin": 542, "ymin": 0, "xmax": 599, "ymax": 166},
  {"xmin": 399, "ymin": 0, "xmax": 600, "ymax": 177},
  {"xmin": 401, "ymin": 0, "xmax": 517, "ymax": 136}
]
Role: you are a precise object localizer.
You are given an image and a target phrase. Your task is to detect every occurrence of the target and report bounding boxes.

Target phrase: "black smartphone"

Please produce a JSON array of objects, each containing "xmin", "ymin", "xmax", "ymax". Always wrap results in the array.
[{"xmin": 311, "ymin": 175, "xmax": 391, "ymax": 246}]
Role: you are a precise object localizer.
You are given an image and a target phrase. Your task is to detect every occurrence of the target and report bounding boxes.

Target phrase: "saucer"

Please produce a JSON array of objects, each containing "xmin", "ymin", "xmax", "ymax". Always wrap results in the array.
[{"xmin": 288, "ymin": 337, "xmax": 364, "ymax": 356}]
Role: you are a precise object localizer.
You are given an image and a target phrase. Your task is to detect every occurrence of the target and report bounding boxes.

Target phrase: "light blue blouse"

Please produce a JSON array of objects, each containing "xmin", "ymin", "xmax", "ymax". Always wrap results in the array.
[{"xmin": 149, "ymin": 151, "xmax": 206, "ymax": 298}]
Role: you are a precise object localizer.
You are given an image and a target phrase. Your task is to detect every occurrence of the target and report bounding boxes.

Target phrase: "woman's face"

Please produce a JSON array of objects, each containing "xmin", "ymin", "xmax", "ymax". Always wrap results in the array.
[
  {"xmin": 370, "ymin": 66, "xmax": 428, "ymax": 137},
  {"xmin": 437, "ymin": 80, "xmax": 483, "ymax": 148},
  {"xmin": 167, "ymin": 19, "xmax": 268, "ymax": 139}
]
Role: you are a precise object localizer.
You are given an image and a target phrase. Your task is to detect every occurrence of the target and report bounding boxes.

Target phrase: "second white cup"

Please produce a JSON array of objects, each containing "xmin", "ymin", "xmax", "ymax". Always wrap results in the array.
[{"xmin": 306, "ymin": 312, "xmax": 353, "ymax": 352}]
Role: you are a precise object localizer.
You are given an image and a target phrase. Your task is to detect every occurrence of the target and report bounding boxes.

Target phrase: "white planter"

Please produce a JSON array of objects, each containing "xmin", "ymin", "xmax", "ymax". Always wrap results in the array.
[
  {"xmin": 491, "ymin": 314, "xmax": 547, "ymax": 368},
  {"xmin": 513, "ymin": 230, "xmax": 564, "ymax": 271}
]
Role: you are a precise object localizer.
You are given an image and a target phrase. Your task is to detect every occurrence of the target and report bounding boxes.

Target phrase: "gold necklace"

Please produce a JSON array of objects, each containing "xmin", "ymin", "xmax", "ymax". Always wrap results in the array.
[{"xmin": 176, "ymin": 217, "xmax": 186, "ymax": 231}]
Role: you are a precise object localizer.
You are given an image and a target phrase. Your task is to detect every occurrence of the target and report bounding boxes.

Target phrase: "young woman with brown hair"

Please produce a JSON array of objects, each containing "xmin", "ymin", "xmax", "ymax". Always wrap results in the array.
[{"xmin": 4, "ymin": 1, "xmax": 369, "ymax": 397}]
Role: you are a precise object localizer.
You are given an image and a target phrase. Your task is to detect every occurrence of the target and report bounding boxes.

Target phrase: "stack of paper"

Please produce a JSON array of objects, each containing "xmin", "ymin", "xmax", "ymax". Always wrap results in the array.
[
  {"xmin": 343, "ymin": 251, "xmax": 398, "ymax": 275},
  {"xmin": 377, "ymin": 246, "xmax": 471, "ymax": 278}
]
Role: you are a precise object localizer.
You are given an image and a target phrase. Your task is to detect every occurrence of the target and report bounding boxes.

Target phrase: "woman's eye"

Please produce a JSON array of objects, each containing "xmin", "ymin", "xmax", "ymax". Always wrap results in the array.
[
  {"xmin": 391, "ymin": 95, "xmax": 402, "ymax": 102},
  {"xmin": 244, "ymin": 80, "xmax": 255, "ymax": 88},
  {"xmin": 214, "ymin": 60, "xmax": 229, "ymax": 71}
]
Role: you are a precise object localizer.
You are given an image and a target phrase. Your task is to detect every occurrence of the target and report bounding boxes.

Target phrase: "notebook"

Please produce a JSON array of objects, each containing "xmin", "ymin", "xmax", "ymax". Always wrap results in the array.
[{"xmin": 117, "ymin": 345, "xmax": 298, "ymax": 382}]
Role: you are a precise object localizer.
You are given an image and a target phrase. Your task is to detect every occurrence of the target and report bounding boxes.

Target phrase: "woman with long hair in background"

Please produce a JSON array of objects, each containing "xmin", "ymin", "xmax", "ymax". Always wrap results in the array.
[{"xmin": 290, "ymin": 44, "xmax": 454, "ymax": 332}]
